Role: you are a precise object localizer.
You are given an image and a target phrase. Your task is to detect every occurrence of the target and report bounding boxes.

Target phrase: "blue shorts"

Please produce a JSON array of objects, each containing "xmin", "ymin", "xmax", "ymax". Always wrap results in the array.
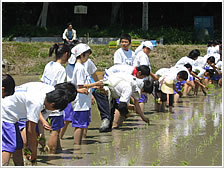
[
  {"xmin": 17, "ymin": 121, "xmax": 39, "ymax": 133},
  {"xmin": 72, "ymin": 109, "xmax": 91, "ymax": 128},
  {"xmin": 2, "ymin": 122, "xmax": 23, "ymax": 153},
  {"xmin": 47, "ymin": 115, "xmax": 65, "ymax": 131},
  {"xmin": 138, "ymin": 94, "xmax": 148, "ymax": 103},
  {"xmin": 64, "ymin": 103, "xmax": 73, "ymax": 122},
  {"xmin": 115, "ymin": 98, "xmax": 120, "ymax": 104},
  {"xmin": 211, "ymin": 74, "xmax": 221, "ymax": 81},
  {"xmin": 189, "ymin": 76, "xmax": 194, "ymax": 81},
  {"xmin": 174, "ymin": 81, "xmax": 186, "ymax": 94}
]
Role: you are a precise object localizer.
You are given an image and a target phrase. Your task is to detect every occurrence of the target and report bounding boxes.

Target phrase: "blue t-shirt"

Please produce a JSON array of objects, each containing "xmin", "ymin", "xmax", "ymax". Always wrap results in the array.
[{"xmin": 68, "ymin": 31, "xmax": 72, "ymax": 40}]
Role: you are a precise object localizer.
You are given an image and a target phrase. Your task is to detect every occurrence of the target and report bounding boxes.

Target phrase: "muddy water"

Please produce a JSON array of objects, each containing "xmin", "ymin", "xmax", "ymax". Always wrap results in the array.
[{"xmin": 9, "ymin": 75, "xmax": 222, "ymax": 166}]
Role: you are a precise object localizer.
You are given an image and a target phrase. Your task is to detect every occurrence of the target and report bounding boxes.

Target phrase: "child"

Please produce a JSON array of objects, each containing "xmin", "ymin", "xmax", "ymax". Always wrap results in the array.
[
  {"xmin": 64, "ymin": 47, "xmax": 112, "ymax": 133},
  {"xmin": 70, "ymin": 43, "xmax": 104, "ymax": 145},
  {"xmin": 103, "ymin": 72, "xmax": 153, "ymax": 129},
  {"xmin": 40, "ymin": 43, "xmax": 72, "ymax": 154},
  {"xmin": 175, "ymin": 49, "xmax": 200, "ymax": 67},
  {"xmin": 114, "ymin": 33, "xmax": 135, "ymax": 66},
  {"xmin": 2, "ymin": 74, "xmax": 15, "ymax": 98},
  {"xmin": 154, "ymin": 70, "xmax": 188, "ymax": 113},
  {"xmin": 2, "ymin": 82, "xmax": 77, "ymax": 166},
  {"xmin": 133, "ymin": 40, "xmax": 157, "ymax": 112}
]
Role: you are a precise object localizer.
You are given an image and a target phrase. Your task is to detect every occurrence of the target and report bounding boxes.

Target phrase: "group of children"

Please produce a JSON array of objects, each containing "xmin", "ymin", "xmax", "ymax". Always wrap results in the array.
[{"xmin": 2, "ymin": 33, "xmax": 222, "ymax": 166}]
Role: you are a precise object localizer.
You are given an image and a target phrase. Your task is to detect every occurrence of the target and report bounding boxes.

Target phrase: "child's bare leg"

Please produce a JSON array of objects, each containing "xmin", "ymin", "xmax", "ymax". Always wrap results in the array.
[
  {"xmin": 59, "ymin": 121, "xmax": 70, "ymax": 139},
  {"xmin": 174, "ymin": 94, "xmax": 180, "ymax": 104},
  {"xmin": 82, "ymin": 128, "xmax": 88, "ymax": 139},
  {"xmin": 48, "ymin": 130, "xmax": 60, "ymax": 154},
  {"xmin": 74, "ymin": 127, "xmax": 84, "ymax": 145},
  {"xmin": 112, "ymin": 109, "xmax": 121, "ymax": 128},
  {"xmin": 2, "ymin": 151, "xmax": 12, "ymax": 166},
  {"xmin": 12, "ymin": 149, "xmax": 24, "ymax": 166}
]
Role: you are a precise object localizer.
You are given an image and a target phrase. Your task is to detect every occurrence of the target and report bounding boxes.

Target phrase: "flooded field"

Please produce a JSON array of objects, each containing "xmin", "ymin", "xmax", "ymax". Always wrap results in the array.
[{"xmin": 9, "ymin": 75, "xmax": 222, "ymax": 166}]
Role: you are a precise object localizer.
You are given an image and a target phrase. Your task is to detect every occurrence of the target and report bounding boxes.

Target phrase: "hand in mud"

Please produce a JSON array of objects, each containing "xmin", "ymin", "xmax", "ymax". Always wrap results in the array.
[{"xmin": 142, "ymin": 116, "xmax": 150, "ymax": 124}]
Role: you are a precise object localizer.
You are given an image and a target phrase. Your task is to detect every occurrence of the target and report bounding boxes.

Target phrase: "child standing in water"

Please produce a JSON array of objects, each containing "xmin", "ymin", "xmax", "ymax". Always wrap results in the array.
[
  {"xmin": 71, "ymin": 43, "xmax": 104, "ymax": 145},
  {"xmin": 40, "ymin": 43, "xmax": 72, "ymax": 154}
]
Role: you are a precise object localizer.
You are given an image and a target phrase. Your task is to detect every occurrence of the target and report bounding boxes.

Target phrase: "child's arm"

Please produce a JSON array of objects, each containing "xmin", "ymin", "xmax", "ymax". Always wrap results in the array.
[
  {"xmin": 40, "ymin": 113, "xmax": 51, "ymax": 131},
  {"xmin": 134, "ymin": 99, "xmax": 149, "ymax": 123},
  {"xmin": 210, "ymin": 63, "xmax": 220, "ymax": 75},
  {"xmin": 26, "ymin": 121, "xmax": 38, "ymax": 162},
  {"xmin": 150, "ymin": 72, "xmax": 159, "ymax": 81}
]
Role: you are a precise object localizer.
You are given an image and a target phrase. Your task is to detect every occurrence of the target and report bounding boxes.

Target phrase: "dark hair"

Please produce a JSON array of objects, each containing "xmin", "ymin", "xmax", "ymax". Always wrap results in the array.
[
  {"xmin": 143, "ymin": 79, "xmax": 153, "ymax": 94},
  {"xmin": 177, "ymin": 70, "xmax": 188, "ymax": 80},
  {"xmin": 136, "ymin": 65, "xmax": 150, "ymax": 76},
  {"xmin": 67, "ymin": 22, "xmax": 72, "ymax": 27},
  {"xmin": 207, "ymin": 56, "xmax": 215, "ymax": 63},
  {"xmin": 76, "ymin": 49, "xmax": 92, "ymax": 60},
  {"xmin": 207, "ymin": 40, "xmax": 213, "ymax": 47},
  {"xmin": 46, "ymin": 82, "xmax": 77, "ymax": 111},
  {"xmin": 120, "ymin": 33, "xmax": 131, "ymax": 43},
  {"xmin": 184, "ymin": 63, "xmax": 192, "ymax": 72},
  {"xmin": 188, "ymin": 49, "xmax": 200, "ymax": 60},
  {"xmin": 2, "ymin": 74, "xmax": 15, "ymax": 96},
  {"xmin": 54, "ymin": 82, "xmax": 77, "ymax": 102},
  {"xmin": 206, "ymin": 69, "xmax": 215, "ymax": 78},
  {"xmin": 49, "ymin": 43, "xmax": 71, "ymax": 61}
]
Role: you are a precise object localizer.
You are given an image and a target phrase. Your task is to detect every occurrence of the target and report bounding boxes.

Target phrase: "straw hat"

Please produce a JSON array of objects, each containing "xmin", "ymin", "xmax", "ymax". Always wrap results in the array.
[{"xmin": 161, "ymin": 80, "xmax": 174, "ymax": 94}]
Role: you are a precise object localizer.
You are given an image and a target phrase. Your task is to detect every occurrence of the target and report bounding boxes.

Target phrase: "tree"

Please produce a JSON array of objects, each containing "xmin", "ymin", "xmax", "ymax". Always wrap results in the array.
[
  {"xmin": 110, "ymin": 2, "xmax": 121, "ymax": 25},
  {"xmin": 36, "ymin": 2, "xmax": 49, "ymax": 28}
]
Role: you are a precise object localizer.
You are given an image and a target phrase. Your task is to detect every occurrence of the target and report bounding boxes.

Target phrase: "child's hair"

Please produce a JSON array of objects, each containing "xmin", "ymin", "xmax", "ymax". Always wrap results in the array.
[
  {"xmin": 76, "ymin": 49, "xmax": 92, "ymax": 60},
  {"xmin": 212, "ymin": 40, "xmax": 218, "ymax": 46},
  {"xmin": 184, "ymin": 63, "xmax": 192, "ymax": 72},
  {"xmin": 136, "ymin": 65, "xmax": 150, "ymax": 76},
  {"xmin": 207, "ymin": 40, "xmax": 213, "ymax": 47},
  {"xmin": 205, "ymin": 69, "xmax": 215, "ymax": 78},
  {"xmin": 143, "ymin": 79, "xmax": 153, "ymax": 94},
  {"xmin": 46, "ymin": 82, "xmax": 77, "ymax": 111},
  {"xmin": 120, "ymin": 33, "xmax": 131, "ymax": 43},
  {"xmin": 188, "ymin": 49, "xmax": 200, "ymax": 60},
  {"xmin": 207, "ymin": 56, "xmax": 215, "ymax": 63},
  {"xmin": 177, "ymin": 70, "xmax": 188, "ymax": 80},
  {"xmin": 2, "ymin": 74, "xmax": 15, "ymax": 97},
  {"xmin": 49, "ymin": 43, "xmax": 71, "ymax": 61}
]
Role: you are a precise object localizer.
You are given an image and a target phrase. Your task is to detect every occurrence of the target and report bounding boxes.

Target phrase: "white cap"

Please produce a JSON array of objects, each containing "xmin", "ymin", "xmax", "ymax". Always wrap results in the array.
[
  {"xmin": 68, "ymin": 43, "xmax": 91, "ymax": 64},
  {"xmin": 143, "ymin": 41, "xmax": 153, "ymax": 50}
]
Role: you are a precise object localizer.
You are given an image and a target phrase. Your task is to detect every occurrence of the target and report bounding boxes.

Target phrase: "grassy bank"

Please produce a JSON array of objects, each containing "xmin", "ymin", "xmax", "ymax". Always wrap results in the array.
[{"xmin": 2, "ymin": 42, "xmax": 207, "ymax": 75}]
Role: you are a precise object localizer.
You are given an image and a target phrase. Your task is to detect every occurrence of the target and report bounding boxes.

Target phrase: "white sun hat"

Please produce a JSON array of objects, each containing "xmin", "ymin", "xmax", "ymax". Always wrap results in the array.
[
  {"xmin": 161, "ymin": 79, "xmax": 174, "ymax": 94},
  {"xmin": 68, "ymin": 43, "xmax": 91, "ymax": 64},
  {"xmin": 143, "ymin": 41, "xmax": 153, "ymax": 50}
]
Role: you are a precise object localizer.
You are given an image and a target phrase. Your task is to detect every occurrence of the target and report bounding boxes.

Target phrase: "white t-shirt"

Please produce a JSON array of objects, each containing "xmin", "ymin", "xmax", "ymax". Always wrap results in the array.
[
  {"xmin": 216, "ymin": 60, "xmax": 223, "ymax": 74},
  {"xmin": 114, "ymin": 48, "xmax": 135, "ymax": 66},
  {"xmin": 2, "ymin": 82, "xmax": 55, "ymax": 123},
  {"xmin": 105, "ymin": 64, "xmax": 135, "ymax": 77},
  {"xmin": 71, "ymin": 62, "xmax": 92, "ymax": 111},
  {"xmin": 193, "ymin": 56, "xmax": 207, "ymax": 68},
  {"xmin": 207, "ymin": 46, "xmax": 216, "ymax": 55},
  {"xmin": 169, "ymin": 65, "xmax": 191, "ymax": 81},
  {"xmin": 133, "ymin": 50, "xmax": 151, "ymax": 70},
  {"xmin": 66, "ymin": 59, "xmax": 97, "ymax": 82},
  {"xmin": 175, "ymin": 56, "xmax": 195, "ymax": 67},
  {"xmin": 155, "ymin": 68, "xmax": 171, "ymax": 77},
  {"xmin": 41, "ymin": 61, "xmax": 66, "ymax": 86}
]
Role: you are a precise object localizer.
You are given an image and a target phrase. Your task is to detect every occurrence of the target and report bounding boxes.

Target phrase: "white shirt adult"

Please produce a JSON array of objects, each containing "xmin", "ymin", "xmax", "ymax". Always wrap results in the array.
[
  {"xmin": 41, "ymin": 61, "xmax": 66, "ymax": 116},
  {"xmin": 114, "ymin": 48, "xmax": 135, "ymax": 66},
  {"xmin": 2, "ymin": 82, "xmax": 54, "ymax": 124},
  {"xmin": 71, "ymin": 62, "xmax": 92, "ymax": 111},
  {"xmin": 133, "ymin": 50, "xmax": 151, "ymax": 70}
]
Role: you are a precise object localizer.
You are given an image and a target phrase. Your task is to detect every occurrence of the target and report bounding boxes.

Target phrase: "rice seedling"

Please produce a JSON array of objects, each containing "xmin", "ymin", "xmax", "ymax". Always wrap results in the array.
[
  {"xmin": 180, "ymin": 160, "xmax": 189, "ymax": 166},
  {"xmin": 128, "ymin": 158, "xmax": 136, "ymax": 166},
  {"xmin": 152, "ymin": 159, "xmax": 160, "ymax": 166}
]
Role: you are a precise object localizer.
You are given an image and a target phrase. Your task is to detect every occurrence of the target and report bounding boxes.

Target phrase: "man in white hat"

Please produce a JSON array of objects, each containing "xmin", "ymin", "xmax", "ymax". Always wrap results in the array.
[{"xmin": 103, "ymin": 72, "xmax": 153, "ymax": 129}]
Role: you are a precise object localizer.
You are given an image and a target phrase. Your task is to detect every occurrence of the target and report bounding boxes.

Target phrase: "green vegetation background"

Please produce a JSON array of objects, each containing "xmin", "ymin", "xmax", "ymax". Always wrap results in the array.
[{"xmin": 2, "ymin": 42, "xmax": 207, "ymax": 75}]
